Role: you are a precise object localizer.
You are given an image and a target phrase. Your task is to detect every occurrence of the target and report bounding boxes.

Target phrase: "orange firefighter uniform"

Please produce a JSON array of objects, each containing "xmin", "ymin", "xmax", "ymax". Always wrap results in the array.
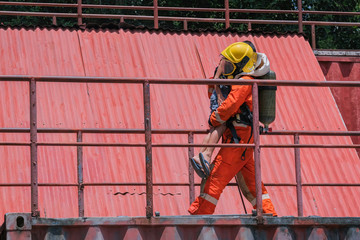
[{"xmin": 188, "ymin": 75, "xmax": 277, "ymax": 216}]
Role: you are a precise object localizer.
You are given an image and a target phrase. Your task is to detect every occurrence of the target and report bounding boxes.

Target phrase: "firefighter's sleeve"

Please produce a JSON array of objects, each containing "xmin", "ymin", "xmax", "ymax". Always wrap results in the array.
[{"xmin": 210, "ymin": 84, "xmax": 251, "ymax": 127}]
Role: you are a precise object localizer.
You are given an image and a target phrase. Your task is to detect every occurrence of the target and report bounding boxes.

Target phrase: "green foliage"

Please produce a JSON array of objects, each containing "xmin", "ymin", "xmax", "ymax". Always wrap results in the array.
[{"xmin": 0, "ymin": 0, "xmax": 358, "ymax": 49}]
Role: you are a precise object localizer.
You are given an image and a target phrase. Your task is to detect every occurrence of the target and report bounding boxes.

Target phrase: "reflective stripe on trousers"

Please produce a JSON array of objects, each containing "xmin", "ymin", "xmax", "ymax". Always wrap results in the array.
[
  {"xmin": 200, "ymin": 193, "xmax": 218, "ymax": 205},
  {"xmin": 250, "ymin": 193, "xmax": 270, "ymax": 206}
]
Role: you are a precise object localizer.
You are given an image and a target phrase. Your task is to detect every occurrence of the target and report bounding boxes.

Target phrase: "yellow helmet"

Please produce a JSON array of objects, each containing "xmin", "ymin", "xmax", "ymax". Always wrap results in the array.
[{"xmin": 221, "ymin": 42, "xmax": 257, "ymax": 73}]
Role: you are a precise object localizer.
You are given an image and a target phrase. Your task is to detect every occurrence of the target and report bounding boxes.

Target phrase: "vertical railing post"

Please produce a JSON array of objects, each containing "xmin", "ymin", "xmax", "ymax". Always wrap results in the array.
[
  {"xmin": 183, "ymin": 20, "xmax": 188, "ymax": 31},
  {"xmin": 153, "ymin": 0, "xmax": 159, "ymax": 29},
  {"xmin": 52, "ymin": 16, "xmax": 57, "ymax": 25},
  {"xmin": 248, "ymin": 22, "xmax": 252, "ymax": 31},
  {"xmin": 188, "ymin": 132, "xmax": 195, "ymax": 204},
  {"xmin": 143, "ymin": 81, "xmax": 153, "ymax": 218},
  {"xmin": 311, "ymin": 24, "xmax": 316, "ymax": 49},
  {"xmin": 297, "ymin": 0, "xmax": 303, "ymax": 33},
  {"xmin": 224, "ymin": 0, "xmax": 230, "ymax": 29},
  {"xmin": 252, "ymin": 83, "xmax": 263, "ymax": 222},
  {"xmin": 294, "ymin": 133, "xmax": 303, "ymax": 216},
  {"xmin": 77, "ymin": 131, "xmax": 84, "ymax": 217},
  {"xmin": 30, "ymin": 78, "xmax": 39, "ymax": 217},
  {"xmin": 77, "ymin": 0, "xmax": 83, "ymax": 26}
]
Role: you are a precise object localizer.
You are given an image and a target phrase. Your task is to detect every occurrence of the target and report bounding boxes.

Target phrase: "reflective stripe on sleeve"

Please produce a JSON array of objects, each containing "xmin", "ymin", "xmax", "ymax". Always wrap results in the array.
[
  {"xmin": 200, "ymin": 193, "xmax": 218, "ymax": 205},
  {"xmin": 232, "ymin": 121, "xmax": 249, "ymax": 128},
  {"xmin": 214, "ymin": 110, "xmax": 225, "ymax": 124},
  {"xmin": 250, "ymin": 193, "xmax": 270, "ymax": 206}
]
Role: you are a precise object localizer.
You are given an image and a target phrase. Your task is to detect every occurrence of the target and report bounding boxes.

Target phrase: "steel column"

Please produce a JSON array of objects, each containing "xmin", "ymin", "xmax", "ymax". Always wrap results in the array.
[
  {"xmin": 188, "ymin": 132, "xmax": 195, "ymax": 204},
  {"xmin": 52, "ymin": 16, "xmax": 57, "ymax": 25},
  {"xmin": 143, "ymin": 81, "xmax": 153, "ymax": 218},
  {"xmin": 294, "ymin": 134, "xmax": 303, "ymax": 216},
  {"xmin": 252, "ymin": 83, "xmax": 263, "ymax": 221},
  {"xmin": 153, "ymin": 0, "xmax": 158, "ymax": 29},
  {"xmin": 297, "ymin": 0, "xmax": 303, "ymax": 33},
  {"xmin": 77, "ymin": 131, "xmax": 84, "ymax": 217},
  {"xmin": 183, "ymin": 20, "xmax": 188, "ymax": 30},
  {"xmin": 311, "ymin": 24, "xmax": 316, "ymax": 49},
  {"xmin": 248, "ymin": 22, "xmax": 252, "ymax": 31},
  {"xmin": 224, "ymin": 0, "xmax": 230, "ymax": 29},
  {"xmin": 30, "ymin": 78, "xmax": 39, "ymax": 217},
  {"xmin": 77, "ymin": 0, "xmax": 82, "ymax": 25}
]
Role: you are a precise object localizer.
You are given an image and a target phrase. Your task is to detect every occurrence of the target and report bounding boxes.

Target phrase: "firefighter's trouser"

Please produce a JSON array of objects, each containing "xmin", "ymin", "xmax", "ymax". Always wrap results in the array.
[{"xmin": 188, "ymin": 126, "xmax": 277, "ymax": 216}]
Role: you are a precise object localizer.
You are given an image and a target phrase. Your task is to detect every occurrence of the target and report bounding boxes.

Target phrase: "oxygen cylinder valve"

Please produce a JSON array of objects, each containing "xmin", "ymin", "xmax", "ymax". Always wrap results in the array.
[{"xmin": 260, "ymin": 125, "xmax": 272, "ymax": 134}]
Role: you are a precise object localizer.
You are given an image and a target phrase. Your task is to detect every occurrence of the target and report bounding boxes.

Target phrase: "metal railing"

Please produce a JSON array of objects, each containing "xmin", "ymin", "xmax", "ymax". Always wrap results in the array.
[
  {"xmin": 0, "ymin": 75, "xmax": 360, "ymax": 221},
  {"xmin": 0, "ymin": 0, "xmax": 359, "ymax": 49}
]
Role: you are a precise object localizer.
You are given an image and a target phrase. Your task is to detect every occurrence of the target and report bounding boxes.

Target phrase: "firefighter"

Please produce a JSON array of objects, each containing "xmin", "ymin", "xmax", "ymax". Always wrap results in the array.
[{"xmin": 188, "ymin": 41, "xmax": 277, "ymax": 216}]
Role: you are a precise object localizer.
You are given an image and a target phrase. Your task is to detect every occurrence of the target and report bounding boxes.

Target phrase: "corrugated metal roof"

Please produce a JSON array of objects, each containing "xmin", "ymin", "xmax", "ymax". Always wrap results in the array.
[
  {"xmin": 0, "ymin": 27, "xmax": 359, "ymax": 222},
  {"xmin": 318, "ymin": 58, "xmax": 360, "ymax": 157}
]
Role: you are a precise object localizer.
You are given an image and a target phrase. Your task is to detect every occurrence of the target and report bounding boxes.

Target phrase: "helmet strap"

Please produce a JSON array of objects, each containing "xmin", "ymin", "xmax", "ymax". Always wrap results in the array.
[{"xmin": 235, "ymin": 56, "xmax": 250, "ymax": 72}]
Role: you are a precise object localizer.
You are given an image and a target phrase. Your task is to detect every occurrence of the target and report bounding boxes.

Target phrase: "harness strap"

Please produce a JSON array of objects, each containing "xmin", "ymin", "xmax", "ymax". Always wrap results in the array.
[
  {"xmin": 226, "ymin": 121, "xmax": 240, "ymax": 144},
  {"xmin": 226, "ymin": 103, "xmax": 253, "ymax": 160}
]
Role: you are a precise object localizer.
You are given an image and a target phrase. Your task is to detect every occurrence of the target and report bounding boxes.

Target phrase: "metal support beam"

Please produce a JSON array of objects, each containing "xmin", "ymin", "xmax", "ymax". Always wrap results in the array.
[
  {"xmin": 143, "ymin": 81, "xmax": 153, "ymax": 218},
  {"xmin": 77, "ymin": 131, "xmax": 84, "ymax": 217},
  {"xmin": 188, "ymin": 132, "xmax": 195, "ymax": 204},
  {"xmin": 294, "ymin": 134, "xmax": 303, "ymax": 216},
  {"xmin": 154, "ymin": 0, "xmax": 159, "ymax": 29},
  {"xmin": 297, "ymin": 0, "xmax": 303, "ymax": 33},
  {"xmin": 252, "ymin": 83, "xmax": 263, "ymax": 222},
  {"xmin": 30, "ymin": 78, "xmax": 39, "ymax": 218},
  {"xmin": 224, "ymin": 0, "xmax": 230, "ymax": 29},
  {"xmin": 77, "ymin": 0, "xmax": 82, "ymax": 25},
  {"xmin": 311, "ymin": 24, "xmax": 316, "ymax": 49}
]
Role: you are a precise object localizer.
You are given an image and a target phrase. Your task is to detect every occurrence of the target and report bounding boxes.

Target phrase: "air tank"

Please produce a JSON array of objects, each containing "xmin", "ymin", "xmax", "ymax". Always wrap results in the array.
[{"xmin": 258, "ymin": 70, "xmax": 277, "ymax": 130}]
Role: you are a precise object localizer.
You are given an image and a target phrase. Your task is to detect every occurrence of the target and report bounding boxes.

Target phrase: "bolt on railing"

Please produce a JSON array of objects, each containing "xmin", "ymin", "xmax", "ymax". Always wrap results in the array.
[{"xmin": 0, "ymin": 76, "xmax": 360, "ymax": 219}]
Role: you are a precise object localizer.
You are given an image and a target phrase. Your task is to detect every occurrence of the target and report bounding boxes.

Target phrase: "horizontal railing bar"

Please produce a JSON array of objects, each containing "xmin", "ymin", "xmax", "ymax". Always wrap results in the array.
[
  {"xmin": 0, "ymin": 128, "xmax": 209, "ymax": 134},
  {"xmin": 266, "ymin": 130, "xmax": 360, "ymax": 136},
  {"xmin": 0, "ymin": 142, "xmax": 30, "ymax": 146},
  {"xmin": 1, "ymin": 11, "xmax": 359, "ymax": 28},
  {"xmin": 302, "ymin": 183, "xmax": 360, "ymax": 186},
  {"xmin": 37, "ymin": 142, "xmax": 147, "ymax": 147},
  {"xmin": 1, "ymin": 128, "xmax": 359, "ymax": 136},
  {"xmin": 1, "ymin": 182, "xmax": 359, "ymax": 187},
  {"xmin": 1, "ymin": 75, "xmax": 360, "ymax": 87},
  {"xmin": 0, "ymin": 11, "xmax": 78, "ymax": 18},
  {"xmin": 1, "ymin": 142, "xmax": 358, "ymax": 148},
  {"xmin": 1, "ymin": 2, "xmax": 359, "ymax": 16},
  {"xmin": 0, "ymin": 2, "xmax": 77, "ymax": 7},
  {"xmin": 261, "ymin": 144, "xmax": 360, "ymax": 148},
  {"xmin": 36, "ymin": 143, "xmax": 255, "ymax": 148}
]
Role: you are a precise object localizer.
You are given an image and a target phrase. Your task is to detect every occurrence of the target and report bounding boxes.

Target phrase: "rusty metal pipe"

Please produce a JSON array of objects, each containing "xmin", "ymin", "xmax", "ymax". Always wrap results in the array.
[
  {"xmin": 2, "ymin": 76, "xmax": 360, "ymax": 87},
  {"xmin": 153, "ymin": 0, "xmax": 158, "ymax": 29},
  {"xmin": 294, "ymin": 134, "xmax": 303, "ymax": 217},
  {"xmin": 30, "ymin": 78, "xmax": 39, "ymax": 218},
  {"xmin": 143, "ymin": 81, "xmax": 153, "ymax": 218},
  {"xmin": 297, "ymin": 0, "xmax": 303, "ymax": 33},
  {"xmin": 188, "ymin": 133, "xmax": 195, "ymax": 204},
  {"xmin": 2, "ymin": 182, "xmax": 360, "ymax": 187},
  {"xmin": 1, "ymin": 2, "xmax": 358, "ymax": 16},
  {"xmin": 77, "ymin": 0, "xmax": 82, "ymax": 25},
  {"xmin": 77, "ymin": 131, "xmax": 84, "ymax": 217},
  {"xmin": 224, "ymin": 0, "xmax": 230, "ymax": 29},
  {"xmin": 1, "ymin": 128, "xmax": 359, "ymax": 136},
  {"xmin": 311, "ymin": 24, "xmax": 316, "ymax": 49},
  {"xmin": 252, "ymin": 83, "xmax": 263, "ymax": 221}
]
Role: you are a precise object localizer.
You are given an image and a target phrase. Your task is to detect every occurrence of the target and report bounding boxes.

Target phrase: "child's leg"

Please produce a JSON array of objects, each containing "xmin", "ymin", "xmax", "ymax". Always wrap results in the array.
[
  {"xmin": 201, "ymin": 124, "xmax": 226, "ymax": 162},
  {"xmin": 192, "ymin": 129, "xmax": 213, "ymax": 165}
]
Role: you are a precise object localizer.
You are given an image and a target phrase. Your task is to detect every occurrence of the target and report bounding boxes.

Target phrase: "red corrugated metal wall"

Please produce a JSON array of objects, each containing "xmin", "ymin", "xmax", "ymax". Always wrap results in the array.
[
  {"xmin": 318, "ymin": 58, "xmax": 360, "ymax": 156},
  {"xmin": 0, "ymin": 27, "xmax": 359, "ymax": 222}
]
